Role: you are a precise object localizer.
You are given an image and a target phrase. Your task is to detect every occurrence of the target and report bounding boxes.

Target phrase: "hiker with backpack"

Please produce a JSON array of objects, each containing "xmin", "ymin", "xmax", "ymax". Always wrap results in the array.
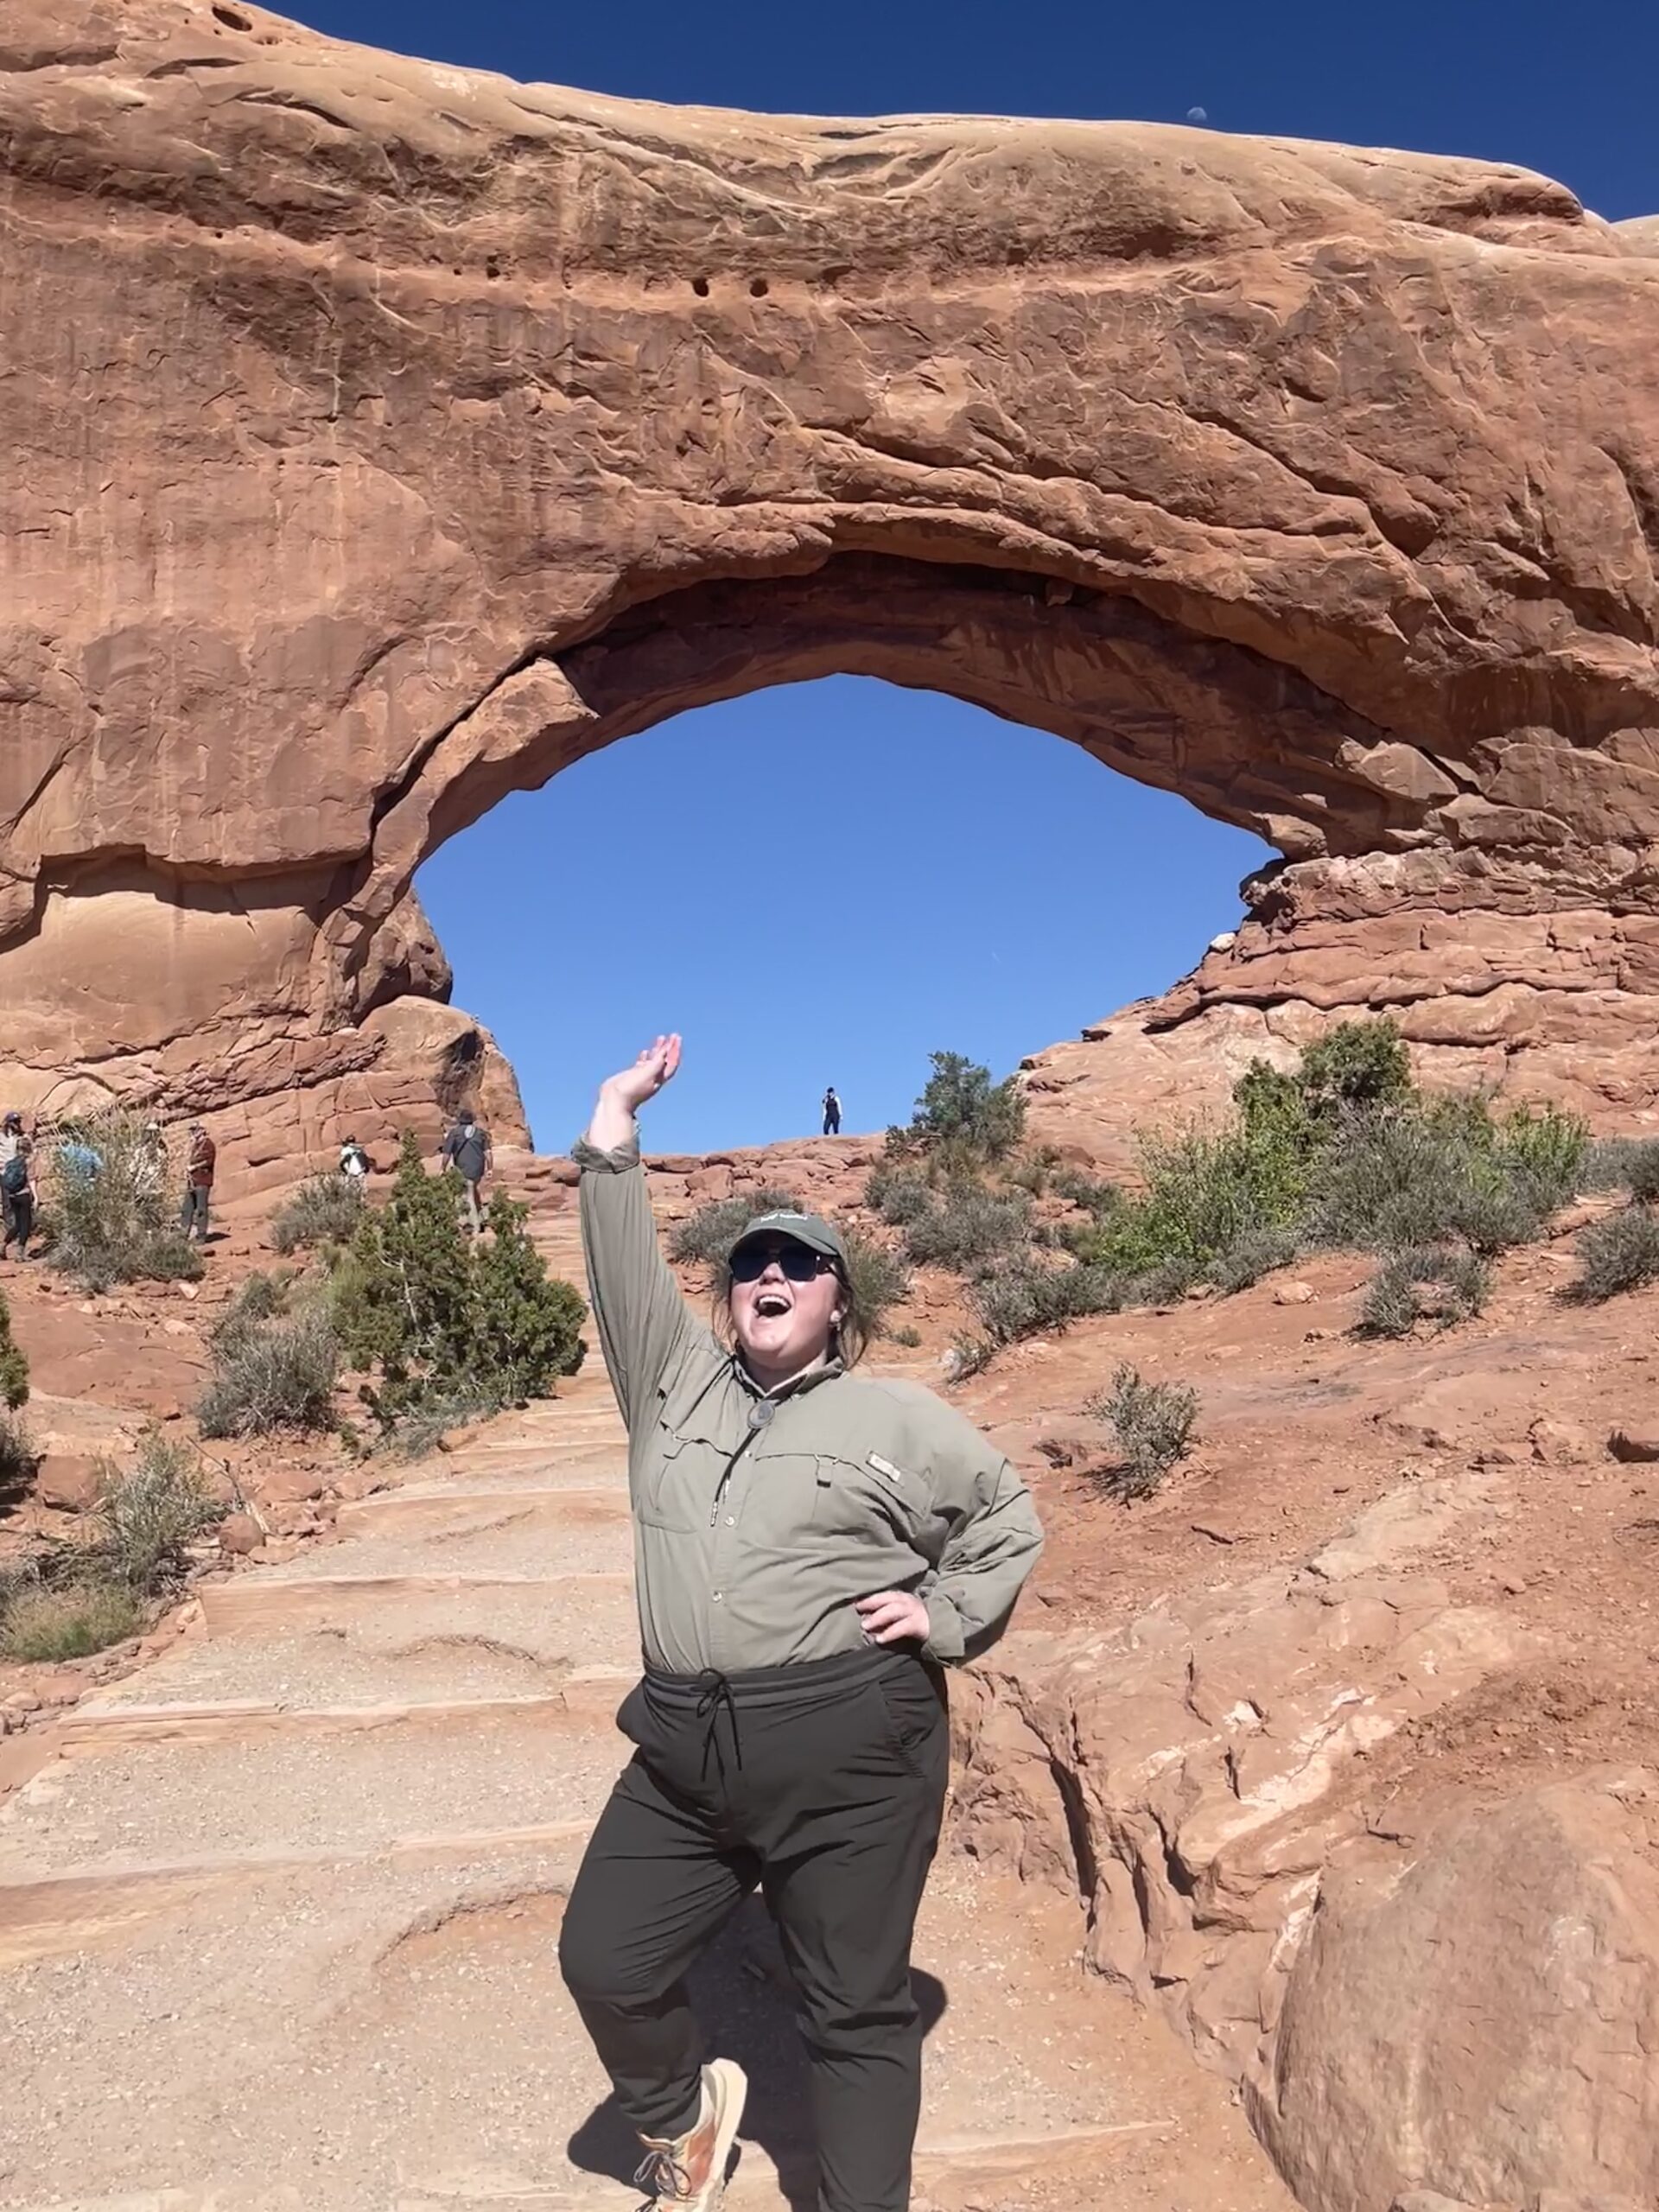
[
  {"xmin": 559, "ymin": 1034, "xmax": 1044, "ymax": 2212},
  {"xmin": 180, "ymin": 1122, "xmax": 216, "ymax": 1244},
  {"xmin": 438, "ymin": 1110, "xmax": 492, "ymax": 1233},
  {"xmin": 1, "ymin": 1115, "xmax": 34, "ymax": 1261},
  {"xmin": 822, "ymin": 1084, "xmax": 842, "ymax": 1136},
  {"xmin": 339, "ymin": 1136, "xmax": 372, "ymax": 1182}
]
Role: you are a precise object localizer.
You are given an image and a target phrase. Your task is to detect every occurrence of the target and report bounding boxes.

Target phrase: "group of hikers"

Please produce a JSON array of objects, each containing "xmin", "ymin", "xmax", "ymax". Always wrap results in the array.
[
  {"xmin": 0, "ymin": 1105, "xmax": 497, "ymax": 1265},
  {"xmin": 0, "ymin": 1112, "xmax": 219, "ymax": 1262}
]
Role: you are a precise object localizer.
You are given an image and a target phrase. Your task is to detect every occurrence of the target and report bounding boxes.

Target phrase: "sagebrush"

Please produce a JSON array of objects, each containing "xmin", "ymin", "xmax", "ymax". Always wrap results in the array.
[
  {"xmin": 1569, "ymin": 1205, "xmax": 1659, "ymax": 1303},
  {"xmin": 671, "ymin": 1187, "xmax": 804, "ymax": 1268},
  {"xmin": 90, "ymin": 1428, "xmax": 227, "ymax": 1592},
  {"xmin": 271, "ymin": 1175, "xmax": 364, "ymax": 1255},
  {"xmin": 43, "ymin": 1109, "xmax": 201, "ymax": 1292},
  {"xmin": 1085, "ymin": 1364, "xmax": 1198, "ymax": 1498},
  {"xmin": 1356, "ymin": 1244, "xmax": 1491, "ymax": 1338},
  {"xmin": 198, "ymin": 1306, "xmax": 340, "ymax": 1438}
]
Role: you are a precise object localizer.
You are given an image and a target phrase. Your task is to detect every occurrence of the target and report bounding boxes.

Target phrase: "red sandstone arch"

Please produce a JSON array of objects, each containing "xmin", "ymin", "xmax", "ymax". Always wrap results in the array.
[{"xmin": 5, "ymin": 0, "xmax": 1659, "ymax": 1178}]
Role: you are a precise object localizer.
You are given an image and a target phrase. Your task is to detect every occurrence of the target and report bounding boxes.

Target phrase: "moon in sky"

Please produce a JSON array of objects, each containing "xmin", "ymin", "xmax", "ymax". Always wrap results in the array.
[{"xmin": 1187, "ymin": 105, "xmax": 1209, "ymax": 123}]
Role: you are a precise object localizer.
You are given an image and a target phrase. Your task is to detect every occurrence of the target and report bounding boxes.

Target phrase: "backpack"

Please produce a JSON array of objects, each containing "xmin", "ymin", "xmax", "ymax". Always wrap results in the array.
[{"xmin": 2, "ymin": 1153, "xmax": 29, "ymax": 1195}]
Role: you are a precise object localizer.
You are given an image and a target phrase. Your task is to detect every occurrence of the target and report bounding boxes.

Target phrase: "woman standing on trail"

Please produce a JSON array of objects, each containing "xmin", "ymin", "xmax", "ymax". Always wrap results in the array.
[{"xmin": 559, "ymin": 1035, "xmax": 1043, "ymax": 2212}]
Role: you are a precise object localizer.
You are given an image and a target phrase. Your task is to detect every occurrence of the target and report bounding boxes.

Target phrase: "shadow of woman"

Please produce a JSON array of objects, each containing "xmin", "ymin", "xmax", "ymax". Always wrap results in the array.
[{"xmin": 567, "ymin": 1892, "xmax": 948, "ymax": 2212}]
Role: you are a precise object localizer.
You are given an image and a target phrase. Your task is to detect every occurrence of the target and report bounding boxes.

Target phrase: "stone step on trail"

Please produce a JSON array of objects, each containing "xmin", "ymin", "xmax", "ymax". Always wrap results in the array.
[
  {"xmin": 199, "ymin": 1572, "xmax": 637, "ymax": 1649},
  {"xmin": 0, "ymin": 1704, "xmax": 627, "ymax": 1882},
  {"xmin": 334, "ymin": 1486, "xmax": 630, "ymax": 1536},
  {"xmin": 295, "ymin": 1508, "xmax": 634, "ymax": 1585},
  {"xmin": 84, "ymin": 1626, "xmax": 632, "ymax": 1714}
]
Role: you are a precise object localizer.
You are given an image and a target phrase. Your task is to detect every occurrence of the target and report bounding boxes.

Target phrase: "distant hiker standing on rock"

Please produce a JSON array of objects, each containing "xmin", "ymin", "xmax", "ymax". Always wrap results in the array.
[
  {"xmin": 561, "ymin": 1033, "xmax": 1043, "ymax": 2212},
  {"xmin": 339, "ymin": 1135, "xmax": 372, "ymax": 1182},
  {"xmin": 180, "ymin": 1122, "xmax": 216, "ymax": 1244},
  {"xmin": 1, "ymin": 1114, "xmax": 35, "ymax": 1262},
  {"xmin": 822, "ymin": 1084, "xmax": 842, "ymax": 1137},
  {"xmin": 438, "ymin": 1109, "xmax": 492, "ymax": 1232}
]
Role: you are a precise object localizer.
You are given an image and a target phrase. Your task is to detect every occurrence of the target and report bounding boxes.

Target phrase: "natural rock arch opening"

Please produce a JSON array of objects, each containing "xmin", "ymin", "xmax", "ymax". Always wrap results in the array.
[
  {"xmin": 6, "ymin": 0, "xmax": 1659, "ymax": 1180},
  {"xmin": 414, "ymin": 655, "xmax": 1274, "ymax": 1152}
]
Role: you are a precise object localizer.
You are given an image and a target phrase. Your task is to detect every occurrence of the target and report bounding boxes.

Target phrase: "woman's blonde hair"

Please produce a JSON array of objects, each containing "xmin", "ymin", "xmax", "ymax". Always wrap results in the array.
[{"xmin": 712, "ymin": 1247, "xmax": 870, "ymax": 1371}]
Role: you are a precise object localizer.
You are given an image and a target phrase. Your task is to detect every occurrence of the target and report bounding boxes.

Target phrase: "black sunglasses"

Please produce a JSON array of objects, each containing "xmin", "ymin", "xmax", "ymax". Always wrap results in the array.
[{"xmin": 729, "ymin": 1241, "xmax": 836, "ymax": 1284}]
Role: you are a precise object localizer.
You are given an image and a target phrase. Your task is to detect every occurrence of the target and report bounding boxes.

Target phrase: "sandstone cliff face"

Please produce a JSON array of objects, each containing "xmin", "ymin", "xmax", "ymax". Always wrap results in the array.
[{"xmin": 5, "ymin": 0, "xmax": 1659, "ymax": 1177}]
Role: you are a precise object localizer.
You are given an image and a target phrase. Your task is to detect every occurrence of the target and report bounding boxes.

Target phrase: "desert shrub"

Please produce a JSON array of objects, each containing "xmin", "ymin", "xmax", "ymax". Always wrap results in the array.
[
  {"xmin": 0, "ymin": 1409, "xmax": 38, "ymax": 1500},
  {"xmin": 1569, "ymin": 1205, "xmax": 1659, "ymax": 1303},
  {"xmin": 44, "ymin": 1109, "xmax": 202, "ymax": 1293},
  {"xmin": 887, "ymin": 1325, "xmax": 923, "ymax": 1349},
  {"xmin": 1052, "ymin": 1170, "xmax": 1125, "ymax": 1216},
  {"xmin": 1582, "ymin": 1135, "xmax": 1659, "ymax": 1202},
  {"xmin": 1491, "ymin": 1103, "xmax": 1588, "ymax": 1211},
  {"xmin": 1073, "ymin": 1123, "xmax": 1300, "ymax": 1284},
  {"xmin": 374, "ymin": 1390, "xmax": 500, "ymax": 1462},
  {"xmin": 841, "ymin": 1230, "xmax": 912, "ymax": 1341},
  {"xmin": 970, "ymin": 1257, "xmax": 1124, "ymax": 1347},
  {"xmin": 1355, "ymin": 1244, "xmax": 1490, "ymax": 1339},
  {"xmin": 0, "ymin": 1287, "xmax": 27, "ymax": 1411},
  {"xmin": 198, "ymin": 1306, "xmax": 340, "ymax": 1438},
  {"xmin": 271, "ymin": 1174, "xmax": 364, "ymax": 1255},
  {"xmin": 89, "ymin": 1429, "xmax": 226, "ymax": 1592},
  {"xmin": 0, "ymin": 1580, "xmax": 145, "ymax": 1662},
  {"xmin": 209, "ymin": 1269, "xmax": 292, "ymax": 1357},
  {"xmin": 1311, "ymin": 1101, "xmax": 1560, "ymax": 1258},
  {"xmin": 865, "ymin": 1164, "xmax": 933, "ymax": 1226},
  {"xmin": 945, "ymin": 1334, "xmax": 995, "ymax": 1382},
  {"xmin": 331, "ymin": 1134, "xmax": 586, "ymax": 1430},
  {"xmin": 1296, "ymin": 1017, "xmax": 1413, "ymax": 1118},
  {"xmin": 1084, "ymin": 1364, "xmax": 1198, "ymax": 1498},
  {"xmin": 1006, "ymin": 1147, "xmax": 1061, "ymax": 1196},
  {"xmin": 890, "ymin": 1051, "xmax": 1027, "ymax": 1171},
  {"xmin": 670, "ymin": 1187, "xmax": 804, "ymax": 1267},
  {"xmin": 903, "ymin": 1182, "xmax": 1033, "ymax": 1273},
  {"xmin": 1211, "ymin": 1224, "xmax": 1304, "ymax": 1295}
]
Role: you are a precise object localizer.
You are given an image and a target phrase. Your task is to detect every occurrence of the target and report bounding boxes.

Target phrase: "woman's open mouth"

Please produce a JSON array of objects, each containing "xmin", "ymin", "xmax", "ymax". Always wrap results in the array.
[{"xmin": 754, "ymin": 1292, "xmax": 792, "ymax": 1319}]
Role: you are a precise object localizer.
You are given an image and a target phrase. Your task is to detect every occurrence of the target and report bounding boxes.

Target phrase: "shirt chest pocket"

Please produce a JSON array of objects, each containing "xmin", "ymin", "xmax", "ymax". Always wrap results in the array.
[
  {"xmin": 638, "ymin": 1423, "xmax": 728, "ymax": 1532},
  {"xmin": 808, "ymin": 1451, "xmax": 931, "ymax": 1544}
]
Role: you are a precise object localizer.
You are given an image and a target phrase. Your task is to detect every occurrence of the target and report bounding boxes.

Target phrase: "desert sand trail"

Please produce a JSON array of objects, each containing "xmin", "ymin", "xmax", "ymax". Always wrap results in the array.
[{"xmin": 0, "ymin": 1214, "xmax": 1293, "ymax": 2212}]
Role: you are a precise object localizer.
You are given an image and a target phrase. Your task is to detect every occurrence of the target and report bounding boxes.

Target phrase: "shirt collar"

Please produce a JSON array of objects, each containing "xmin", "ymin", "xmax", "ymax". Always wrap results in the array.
[{"xmin": 733, "ymin": 1349, "xmax": 844, "ymax": 1402}]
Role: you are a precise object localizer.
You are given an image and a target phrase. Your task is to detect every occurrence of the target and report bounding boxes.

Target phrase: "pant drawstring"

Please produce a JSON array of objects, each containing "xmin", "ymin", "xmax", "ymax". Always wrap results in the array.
[{"xmin": 693, "ymin": 1669, "xmax": 742, "ymax": 1779}]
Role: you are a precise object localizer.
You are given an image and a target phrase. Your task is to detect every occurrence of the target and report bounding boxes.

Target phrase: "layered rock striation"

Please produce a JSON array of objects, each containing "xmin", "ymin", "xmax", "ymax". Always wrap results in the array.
[{"xmin": 5, "ymin": 0, "xmax": 1659, "ymax": 1173}]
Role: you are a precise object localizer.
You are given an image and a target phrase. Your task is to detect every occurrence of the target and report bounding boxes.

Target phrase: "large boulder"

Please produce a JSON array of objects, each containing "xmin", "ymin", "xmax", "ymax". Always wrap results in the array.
[{"xmin": 1251, "ymin": 1777, "xmax": 1659, "ymax": 2212}]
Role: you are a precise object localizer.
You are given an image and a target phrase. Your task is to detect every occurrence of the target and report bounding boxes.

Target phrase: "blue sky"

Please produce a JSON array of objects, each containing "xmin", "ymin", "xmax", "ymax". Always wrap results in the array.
[{"xmin": 291, "ymin": 0, "xmax": 1658, "ymax": 1153}]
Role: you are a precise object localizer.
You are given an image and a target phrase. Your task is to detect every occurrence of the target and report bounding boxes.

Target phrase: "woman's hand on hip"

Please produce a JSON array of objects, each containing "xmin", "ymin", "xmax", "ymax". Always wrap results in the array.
[
  {"xmin": 588, "ymin": 1035, "xmax": 682, "ymax": 1148},
  {"xmin": 856, "ymin": 1589, "xmax": 931, "ymax": 1645}
]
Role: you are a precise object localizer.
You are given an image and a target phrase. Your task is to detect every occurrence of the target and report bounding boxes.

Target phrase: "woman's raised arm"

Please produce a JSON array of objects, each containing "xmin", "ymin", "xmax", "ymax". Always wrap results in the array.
[{"xmin": 575, "ymin": 1035, "xmax": 700, "ymax": 1432}]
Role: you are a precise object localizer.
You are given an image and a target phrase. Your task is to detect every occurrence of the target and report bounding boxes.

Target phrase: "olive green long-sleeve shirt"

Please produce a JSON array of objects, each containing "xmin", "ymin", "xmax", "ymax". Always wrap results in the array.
[{"xmin": 575, "ymin": 1136, "xmax": 1044, "ymax": 1675}]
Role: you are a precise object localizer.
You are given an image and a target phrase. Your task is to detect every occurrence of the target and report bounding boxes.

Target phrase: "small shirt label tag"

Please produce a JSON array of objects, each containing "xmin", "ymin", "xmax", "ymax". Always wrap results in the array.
[{"xmin": 867, "ymin": 1452, "xmax": 909, "ymax": 1490}]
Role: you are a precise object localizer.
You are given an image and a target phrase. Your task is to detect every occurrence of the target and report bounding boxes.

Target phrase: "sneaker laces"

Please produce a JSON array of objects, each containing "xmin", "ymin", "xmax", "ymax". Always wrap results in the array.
[{"xmin": 633, "ymin": 2148, "xmax": 694, "ymax": 2205}]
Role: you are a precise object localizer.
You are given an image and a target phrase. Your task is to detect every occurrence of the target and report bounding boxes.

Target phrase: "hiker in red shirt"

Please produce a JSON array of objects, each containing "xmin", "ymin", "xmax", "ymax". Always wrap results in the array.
[{"xmin": 181, "ymin": 1122, "xmax": 216, "ymax": 1244}]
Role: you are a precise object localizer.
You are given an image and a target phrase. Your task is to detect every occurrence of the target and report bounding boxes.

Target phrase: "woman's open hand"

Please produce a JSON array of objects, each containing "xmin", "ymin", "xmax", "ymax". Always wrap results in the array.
[
  {"xmin": 855, "ymin": 1589, "xmax": 931, "ymax": 1646},
  {"xmin": 607, "ymin": 1034, "xmax": 682, "ymax": 1112},
  {"xmin": 586, "ymin": 1035, "xmax": 682, "ymax": 1152}
]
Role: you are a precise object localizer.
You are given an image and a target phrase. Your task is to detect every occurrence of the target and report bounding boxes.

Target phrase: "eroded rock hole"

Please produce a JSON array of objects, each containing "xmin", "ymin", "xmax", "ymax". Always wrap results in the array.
[
  {"xmin": 211, "ymin": 3, "xmax": 252, "ymax": 27},
  {"xmin": 691, "ymin": 276, "xmax": 711, "ymax": 297},
  {"xmin": 749, "ymin": 276, "xmax": 769, "ymax": 298}
]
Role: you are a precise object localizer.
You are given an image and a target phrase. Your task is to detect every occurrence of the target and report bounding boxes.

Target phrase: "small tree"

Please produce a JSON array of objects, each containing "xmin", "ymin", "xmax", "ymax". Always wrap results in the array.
[
  {"xmin": 470, "ymin": 1192, "xmax": 588, "ymax": 1402},
  {"xmin": 332, "ymin": 1132, "xmax": 585, "ymax": 1427},
  {"xmin": 894, "ymin": 1051, "xmax": 1027, "ymax": 1168}
]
